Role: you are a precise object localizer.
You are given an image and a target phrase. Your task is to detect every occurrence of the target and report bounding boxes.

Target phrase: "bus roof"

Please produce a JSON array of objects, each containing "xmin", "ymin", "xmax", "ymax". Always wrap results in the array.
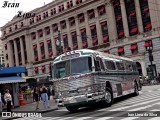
[{"xmin": 53, "ymin": 49, "xmax": 134, "ymax": 63}]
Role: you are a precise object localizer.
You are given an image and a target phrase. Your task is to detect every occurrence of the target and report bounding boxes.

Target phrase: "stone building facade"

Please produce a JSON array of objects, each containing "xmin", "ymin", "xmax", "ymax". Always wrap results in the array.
[{"xmin": 1, "ymin": 0, "xmax": 160, "ymax": 79}]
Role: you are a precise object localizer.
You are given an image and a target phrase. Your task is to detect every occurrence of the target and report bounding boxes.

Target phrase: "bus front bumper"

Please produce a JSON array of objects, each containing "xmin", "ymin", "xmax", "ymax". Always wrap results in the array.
[{"xmin": 56, "ymin": 92, "xmax": 105, "ymax": 107}]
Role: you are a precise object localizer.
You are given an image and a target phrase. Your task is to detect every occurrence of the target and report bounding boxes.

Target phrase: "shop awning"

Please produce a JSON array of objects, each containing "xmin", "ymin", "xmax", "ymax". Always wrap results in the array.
[{"xmin": 0, "ymin": 76, "xmax": 26, "ymax": 84}]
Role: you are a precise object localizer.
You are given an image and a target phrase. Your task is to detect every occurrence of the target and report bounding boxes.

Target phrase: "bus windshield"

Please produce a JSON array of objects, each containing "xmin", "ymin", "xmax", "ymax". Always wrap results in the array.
[{"xmin": 53, "ymin": 57, "xmax": 92, "ymax": 79}]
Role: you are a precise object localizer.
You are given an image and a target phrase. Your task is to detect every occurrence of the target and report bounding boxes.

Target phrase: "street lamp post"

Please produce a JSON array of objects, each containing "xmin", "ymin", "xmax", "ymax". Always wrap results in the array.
[
  {"xmin": 56, "ymin": 30, "xmax": 63, "ymax": 54},
  {"xmin": 146, "ymin": 43, "xmax": 154, "ymax": 80}
]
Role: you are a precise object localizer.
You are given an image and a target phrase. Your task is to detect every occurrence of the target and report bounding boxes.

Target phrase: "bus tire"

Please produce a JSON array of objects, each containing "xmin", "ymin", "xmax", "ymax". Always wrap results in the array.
[
  {"xmin": 102, "ymin": 87, "xmax": 113, "ymax": 107},
  {"xmin": 66, "ymin": 106, "xmax": 79, "ymax": 113},
  {"xmin": 133, "ymin": 81, "xmax": 139, "ymax": 96}
]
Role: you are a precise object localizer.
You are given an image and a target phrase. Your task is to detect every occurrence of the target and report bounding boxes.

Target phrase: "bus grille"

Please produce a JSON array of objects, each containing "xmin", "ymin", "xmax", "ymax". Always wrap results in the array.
[{"xmin": 54, "ymin": 76, "xmax": 93, "ymax": 92}]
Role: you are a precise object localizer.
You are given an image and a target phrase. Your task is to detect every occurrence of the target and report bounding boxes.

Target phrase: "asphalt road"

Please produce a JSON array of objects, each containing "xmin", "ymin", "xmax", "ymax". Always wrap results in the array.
[{"xmin": 16, "ymin": 85, "xmax": 160, "ymax": 120}]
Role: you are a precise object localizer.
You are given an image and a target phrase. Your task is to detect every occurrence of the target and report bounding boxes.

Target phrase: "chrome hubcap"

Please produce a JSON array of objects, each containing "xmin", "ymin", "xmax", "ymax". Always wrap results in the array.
[{"xmin": 105, "ymin": 91, "xmax": 111, "ymax": 103}]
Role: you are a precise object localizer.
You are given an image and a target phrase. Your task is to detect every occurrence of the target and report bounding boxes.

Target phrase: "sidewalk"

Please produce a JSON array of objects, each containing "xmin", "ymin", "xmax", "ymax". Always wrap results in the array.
[{"xmin": 1, "ymin": 96, "xmax": 58, "ymax": 120}]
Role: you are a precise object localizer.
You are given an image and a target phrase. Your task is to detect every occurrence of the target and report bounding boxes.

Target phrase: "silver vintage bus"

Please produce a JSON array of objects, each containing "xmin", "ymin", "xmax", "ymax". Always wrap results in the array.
[{"xmin": 52, "ymin": 49, "xmax": 141, "ymax": 112}]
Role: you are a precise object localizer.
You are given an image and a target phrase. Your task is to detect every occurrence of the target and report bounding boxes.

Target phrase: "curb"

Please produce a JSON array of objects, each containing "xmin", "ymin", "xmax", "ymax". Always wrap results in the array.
[{"xmin": 2, "ymin": 107, "xmax": 58, "ymax": 120}]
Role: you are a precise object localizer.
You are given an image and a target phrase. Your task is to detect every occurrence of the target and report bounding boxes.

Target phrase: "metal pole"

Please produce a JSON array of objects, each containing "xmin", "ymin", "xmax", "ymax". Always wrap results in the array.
[{"xmin": 148, "ymin": 44, "xmax": 154, "ymax": 80}]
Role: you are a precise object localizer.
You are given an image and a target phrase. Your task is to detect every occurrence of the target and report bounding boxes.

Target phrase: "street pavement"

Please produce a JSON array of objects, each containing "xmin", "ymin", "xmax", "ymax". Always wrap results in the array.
[{"xmin": 2, "ymin": 85, "xmax": 160, "ymax": 120}]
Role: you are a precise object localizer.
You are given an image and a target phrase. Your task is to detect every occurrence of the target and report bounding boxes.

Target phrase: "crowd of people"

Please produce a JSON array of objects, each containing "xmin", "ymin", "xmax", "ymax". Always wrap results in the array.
[
  {"xmin": 0, "ymin": 84, "xmax": 55, "ymax": 112},
  {"xmin": 32, "ymin": 84, "xmax": 55, "ymax": 110}
]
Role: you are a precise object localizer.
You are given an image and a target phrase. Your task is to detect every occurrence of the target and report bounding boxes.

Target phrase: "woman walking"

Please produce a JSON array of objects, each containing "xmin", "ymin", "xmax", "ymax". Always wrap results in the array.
[
  {"xmin": 4, "ymin": 89, "xmax": 12, "ymax": 112},
  {"xmin": 34, "ymin": 86, "xmax": 40, "ymax": 110},
  {"xmin": 40, "ymin": 84, "xmax": 50, "ymax": 109}
]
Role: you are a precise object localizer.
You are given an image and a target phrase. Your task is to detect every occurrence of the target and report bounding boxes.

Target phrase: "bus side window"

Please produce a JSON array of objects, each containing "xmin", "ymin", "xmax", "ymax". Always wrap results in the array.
[
  {"xmin": 94, "ymin": 57, "xmax": 105, "ymax": 71},
  {"xmin": 116, "ymin": 62, "xmax": 125, "ymax": 71},
  {"xmin": 125, "ymin": 63, "xmax": 133, "ymax": 71},
  {"xmin": 99, "ymin": 58, "xmax": 105, "ymax": 71},
  {"xmin": 94, "ymin": 59, "xmax": 101, "ymax": 71},
  {"xmin": 104, "ymin": 60, "xmax": 116, "ymax": 70}
]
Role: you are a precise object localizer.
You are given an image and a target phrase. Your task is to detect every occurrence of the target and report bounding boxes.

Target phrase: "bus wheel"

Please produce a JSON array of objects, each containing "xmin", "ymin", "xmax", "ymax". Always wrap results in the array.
[
  {"xmin": 133, "ymin": 81, "xmax": 139, "ymax": 96},
  {"xmin": 103, "ymin": 88, "xmax": 113, "ymax": 107},
  {"xmin": 66, "ymin": 106, "xmax": 79, "ymax": 113}
]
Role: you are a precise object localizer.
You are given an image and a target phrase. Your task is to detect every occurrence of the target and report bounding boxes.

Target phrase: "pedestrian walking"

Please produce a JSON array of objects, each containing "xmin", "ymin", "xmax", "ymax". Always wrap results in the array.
[
  {"xmin": 40, "ymin": 84, "xmax": 50, "ymax": 109},
  {"xmin": 4, "ymin": 89, "xmax": 13, "ymax": 112},
  {"xmin": 34, "ymin": 86, "xmax": 40, "ymax": 110}
]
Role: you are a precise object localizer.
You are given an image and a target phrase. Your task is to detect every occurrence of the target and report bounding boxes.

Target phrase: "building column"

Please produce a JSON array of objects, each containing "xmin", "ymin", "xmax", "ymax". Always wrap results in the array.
[
  {"xmin": 66, "ymin": 18, "xmax": 72, "ymax": 49},
  {"xmin": 106, "ymin": 3, "xmax": 117, "ymax": 42},
  {"xmin": 20, "ymin": 37, "xmax": 25, "ymax": 65},
  {"xmin": 120, "ymin": 0, "xmax": 129, "ymax": 37},
  {"xmin": 43, "ymin": 28, "xmax": 48, "ymax": 59},
  {"xmin": 75, "ymin": 16, "xmax": 82, "ymax": 49},
  {"xmin": 7, "ymin": 41, "xmax": 14, "ymax": 66},
  {"xmin": 50, "ymin": 26, "xmax": 56, "ymax": 57},
  {"xmin": 13, "ymin": 39, "xmax": 19, "ymax": 66},
  {"xmin": 134, "ymin": 0, "xmax": 143, "ymax": 33},
  {"xmin": 149, "ymin": 0, "xmax": 160, "ymax": 29},
  {"xmin": 94, "ymin": 8, "xmax": 103, "ymax": 45},
  {"xmin": 25, "ymin": 32, "xmax": 33, "ymax": 63},
  {"xmin": 84, "ymin": 12, "xmax": 92, "ymax": 47}
]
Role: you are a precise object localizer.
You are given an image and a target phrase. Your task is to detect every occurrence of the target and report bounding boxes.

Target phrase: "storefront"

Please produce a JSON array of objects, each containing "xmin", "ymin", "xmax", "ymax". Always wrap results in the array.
[{"xmin": 0, "ymin": 66, "xmax": 26, "ymax": 107}]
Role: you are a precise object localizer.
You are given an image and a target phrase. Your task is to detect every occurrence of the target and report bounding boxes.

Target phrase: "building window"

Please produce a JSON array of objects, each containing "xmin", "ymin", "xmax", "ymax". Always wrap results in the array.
[
  {"xmin": 144, "ymin": 40, "xmax": 152, "ymax": 50},
  {"xmin": 45, "ymin": 27, "xmax": 50, "ymax": 35},
  {"xmin": 39, "ymin": 15, "xmax": 41, "ymax": 20},
  {"xmin": 41, "ymin": 66, "xmax": 46, "ymax": 73},
  {"xmin": 15, "ymin": 24, "xmax": 17, "ymax": 30},
  {"xmin": 67, "ymin": 1, "xmax": 73, "ymax": 8},
  {"xmin": 33, "ymin": 45, "xmax": 38, "ymax": 61},
  {"xmin": 71, "ymin": 31, "xmax": 78, "ymax": 50},
  {"xmin": 90, "ymin": 25, "xmax": 98, "ymax": 46},
  {"xmin": 21, "ymin": 22, "xmax": 23, "ymax": 27},
  {"xmin": 9, "ymin": 27, "xmax": 12, "ymax": 32},
  {"xmin": 47, "ymin": 40, "xmax": 53, "ymax": 57},
  {"xmin": 52, "ymin": 24, "xmax": 58, "ymax": 32},
  {"xmin": 130, "ymin": 44, "xmax": 138, "ymax": 54},
  {"xmin": 50, "ymin": 9, "xmax": 54, "ymax": 15},
  {"xmin": 125, "ymin": 0, "xmax": 138, "ymax": 36},
  {"xmin": 43, "ymin": 11, "xmax": 48, "ymax": 19},
  {"xmin": 59, "ymin": 4, "xmax": 64, "ymax": 12},
  {"xmin": 118, "ymin": 47, "xmax": 125, "ymax": 56},
  {"xmin": 87, "ymin": 9, "xmax": 95, "ymax": 20},
  {"xmin": 101, "ymin": 21, "xmax": 109, "ymax": 44},
  {"xmin": 31, "ymin": 32, "xmax": 36, "ymax": 40},
  {"xmin": 80, "ymin": 28, "xmax": 88, "ymax": 48},
  {"xmin": 6, "ymin": 54, "xmax": 8, "ymax": 60},
  {"xmin": 53, "ymin": 8, "xmax": 56, "ymax": 14},
  {"xmin": 3, "ymin": 31, "xmax": 6, "ymax": 35},
  {"xmin": 69, "ymin": 17, "xmax": 75, "ymax": 26},
  {"xmin": 30, "ymin": 18, "xmax": 34, "ymax": 24},
  {"xmin": 139, "ymin": 0, "xmax": 152, "ymax": 32},
  {"xmin": 38, "ymin": 30, "xmax": 43, "ymax": 37},
  {"xmin": 5, "ymin": 44, "xmax": 7, "ymax": 50},
  {"xmin": 98, "ymin": 5, "xmax": 106, "ymax": 16},
  {"xmin": 34, "ymin": 67, "xmax": 39, "ymax": 74},
  {"xmin": 78, "ymin": 13, "xmax": 85, "ymax": 23},
  {"xmin": 40, "ymin": 42, "xmax": 45, "ymax": 59},
  {"xmin": 76, "ymin": 0, "xmax": 82, "ymax": 5},
  {"xmin": 60, "ymin": 20, "xmax": 66, "ymax": 29},
  {"xmin": 63, "ymin": 34, "xmax": 69, "ymax": 52}
]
